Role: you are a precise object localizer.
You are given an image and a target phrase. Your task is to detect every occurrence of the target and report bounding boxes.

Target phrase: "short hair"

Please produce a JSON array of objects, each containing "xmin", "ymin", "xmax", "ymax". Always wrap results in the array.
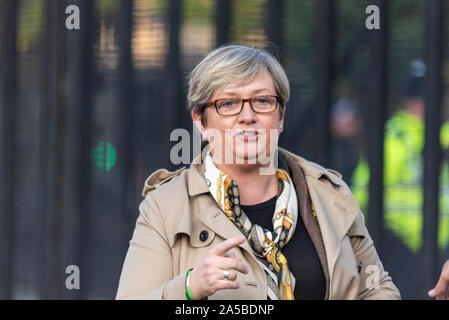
[{"xmin": 187, "ymin": 44, "xmax": 290, "ymax": 125}]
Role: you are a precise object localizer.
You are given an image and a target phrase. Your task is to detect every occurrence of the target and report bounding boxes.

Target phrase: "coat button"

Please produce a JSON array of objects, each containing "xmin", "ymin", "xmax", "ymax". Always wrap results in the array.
[{"xmin": 199, "ymin": 230, "xmax": 209, "ymax": 242}]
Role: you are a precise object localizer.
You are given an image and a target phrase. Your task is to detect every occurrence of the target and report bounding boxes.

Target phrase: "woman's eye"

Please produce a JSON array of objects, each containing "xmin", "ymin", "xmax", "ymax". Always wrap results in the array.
[
  {"xmin": 221, "ymin": 100, "xmax": 237, "ymax": 107},
  {"xmin": 255, "ymin": 98, "xmax": 269, "ymax": 104}
]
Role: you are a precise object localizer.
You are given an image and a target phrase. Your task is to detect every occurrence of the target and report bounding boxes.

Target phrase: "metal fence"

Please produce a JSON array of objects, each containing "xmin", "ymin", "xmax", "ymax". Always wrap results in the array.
[{"xmin": 1, "ymin": 0, "xmax": 448, "ymax": 299}]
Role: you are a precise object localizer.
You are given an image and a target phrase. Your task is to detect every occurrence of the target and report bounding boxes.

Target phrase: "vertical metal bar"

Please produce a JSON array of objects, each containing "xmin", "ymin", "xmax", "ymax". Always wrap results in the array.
[
  {"xmin": 366, "ymin": 0, "xmax": 388, "ymax": 254},
  {"xmin": 266, "ymin": 0, "xmax": 283, "ymax": 49},
  {"xmin": 163, "ymin": 0, "xmax": 181, "ymax": 168},
  {"xmin": 419, "ymin": 0, "xmax": 444, "ymax": 299},
  {"xmin": 215, "ymin": 0, "xmax": 231, "ymax": 47},
  {"xmin": 167, "ymin": 0, "xmax": 180, "ymax": 95},
  {"xmin": 0, "ymin": 0, "xmax": 17, "ymax": 300},
  {"xmin": 316, "ymin": 0, "xmax": 335, "ymax": 167},
  {"xmin": 115, "ymin": 0, "xmax": 135, "ymax": 280},
  {"xmin": 62, "ymin": 0, "xmax": 94, "ymax": 299},
  {"xmin": 39, "ymin": 0, "xmax": 67, "ymax": 300}
]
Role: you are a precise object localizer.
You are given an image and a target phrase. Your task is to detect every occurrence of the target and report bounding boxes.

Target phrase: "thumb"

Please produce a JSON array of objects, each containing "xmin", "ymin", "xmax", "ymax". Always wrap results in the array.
[
  {"xmin": 428, "ymin": 278, "xmax": 447, "ymax": 298},
  {"xmin": 428, "ymin": 288, "xmax": 437, "ymax": 298}
]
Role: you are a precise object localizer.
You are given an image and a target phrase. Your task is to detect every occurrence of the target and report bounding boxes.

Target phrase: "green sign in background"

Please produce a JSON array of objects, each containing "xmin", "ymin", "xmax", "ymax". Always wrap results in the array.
[{"xmin": 91, "ymin": 141, "xmax": 117, "ymax": 172}]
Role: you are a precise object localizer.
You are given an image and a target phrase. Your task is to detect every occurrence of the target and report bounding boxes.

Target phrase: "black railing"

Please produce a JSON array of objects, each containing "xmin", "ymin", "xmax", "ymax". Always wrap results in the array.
[
  {"xmin": 420, "ymin": 0, "xmax": 445, "ymax": 299},
  {"xmin": 0, "ymin": 0, "xmax": 447, "ymax": 300}
]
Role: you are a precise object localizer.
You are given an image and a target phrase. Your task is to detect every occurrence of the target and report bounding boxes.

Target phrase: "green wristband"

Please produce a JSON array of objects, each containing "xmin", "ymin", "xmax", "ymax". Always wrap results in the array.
[{"xmin": 185, "ymin": 269, "xmax": 195, "ymax": 300}]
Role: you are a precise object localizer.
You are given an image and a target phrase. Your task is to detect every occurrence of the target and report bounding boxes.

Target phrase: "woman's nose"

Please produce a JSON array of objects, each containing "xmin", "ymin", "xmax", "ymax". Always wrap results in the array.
[{"xmin": 238, "ymin": 100, "xmax": 257, "ymax": 122}]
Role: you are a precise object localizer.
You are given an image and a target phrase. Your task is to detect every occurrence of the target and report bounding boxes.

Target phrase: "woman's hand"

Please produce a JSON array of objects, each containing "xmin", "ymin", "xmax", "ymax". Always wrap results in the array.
[{"xmin": 188, "ymin": 235, "xmax": 249, "ymax": 300}]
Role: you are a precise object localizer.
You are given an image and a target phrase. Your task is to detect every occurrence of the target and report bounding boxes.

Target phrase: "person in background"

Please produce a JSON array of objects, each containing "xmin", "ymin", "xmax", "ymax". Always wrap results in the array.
[
  {"xmin": 350, "ymin": 59, "xmax": 449, "ymax": 254},
  {"xmin": 330, "ymin": 98, "xmax": 361, "ymax": 187}
]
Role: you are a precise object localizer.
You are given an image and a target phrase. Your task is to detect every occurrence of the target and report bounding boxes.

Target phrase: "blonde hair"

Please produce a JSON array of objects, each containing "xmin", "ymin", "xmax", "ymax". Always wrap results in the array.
[{"xmin": 187, "ymin": 44, "xmax": 290, "ymax": 125}]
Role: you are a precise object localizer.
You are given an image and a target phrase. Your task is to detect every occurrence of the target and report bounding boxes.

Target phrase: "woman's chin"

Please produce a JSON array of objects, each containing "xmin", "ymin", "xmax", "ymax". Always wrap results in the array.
[{"xmin": 234, "ymin": 148, "xmax": 268, "ymax": 165}]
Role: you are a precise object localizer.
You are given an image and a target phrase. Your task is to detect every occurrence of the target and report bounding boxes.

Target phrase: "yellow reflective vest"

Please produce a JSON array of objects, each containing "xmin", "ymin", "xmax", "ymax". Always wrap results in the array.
[{"xmin": 351, "ymin": 110, "xmax": 449, "ymax": 253}]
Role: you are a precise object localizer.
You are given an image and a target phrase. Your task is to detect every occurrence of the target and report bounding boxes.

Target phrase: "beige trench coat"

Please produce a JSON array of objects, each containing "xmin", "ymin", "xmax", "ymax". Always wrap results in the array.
[{"xmin": 116, "ymin": 149, "xmax": 401, "ymax": 300}]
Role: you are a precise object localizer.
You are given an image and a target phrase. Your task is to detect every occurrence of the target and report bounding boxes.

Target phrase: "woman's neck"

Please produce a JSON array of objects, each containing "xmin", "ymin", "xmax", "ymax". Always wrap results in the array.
[{"xmin": 214, "ymin": 162, "xmax": 278, "ymax": 205}]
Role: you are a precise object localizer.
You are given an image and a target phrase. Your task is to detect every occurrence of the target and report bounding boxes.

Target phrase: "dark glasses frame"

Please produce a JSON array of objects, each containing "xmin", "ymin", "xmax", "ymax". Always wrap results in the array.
[{"xmin": 200, "ymin": 95, "xmax": 282, "ymax": 116}]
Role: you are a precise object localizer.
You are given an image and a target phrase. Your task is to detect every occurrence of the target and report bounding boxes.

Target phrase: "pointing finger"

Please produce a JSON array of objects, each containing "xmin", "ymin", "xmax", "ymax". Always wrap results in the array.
[{"xmin": 211, "ymin": 236, "xmax": 246, "ymax": 256}]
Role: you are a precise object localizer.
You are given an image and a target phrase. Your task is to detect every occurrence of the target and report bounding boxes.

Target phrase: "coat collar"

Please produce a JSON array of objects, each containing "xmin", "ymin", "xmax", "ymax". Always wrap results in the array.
[
  {"xmin": 278, "ymin": 148, "xmax": 344, "ymax": 187},
  {"xmin": 186, "ymin": 151, "xmax": 210, "ymax": 197},
  {"xmin": 186, "ymin": 147, "xmax": 345, "ymax": 197}
]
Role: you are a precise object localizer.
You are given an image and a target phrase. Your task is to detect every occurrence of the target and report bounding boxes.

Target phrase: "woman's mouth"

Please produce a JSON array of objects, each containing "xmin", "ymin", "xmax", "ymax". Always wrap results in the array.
[{"xmin": 235, "ymin": 130, "xmax": 259, "ymax": 141}]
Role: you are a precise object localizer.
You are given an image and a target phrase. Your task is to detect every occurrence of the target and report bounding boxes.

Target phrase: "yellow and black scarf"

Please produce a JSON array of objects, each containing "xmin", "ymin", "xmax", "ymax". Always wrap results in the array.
[{"xmin": 204, "ymin": 152, "xmax": 298, "ymax": 300}]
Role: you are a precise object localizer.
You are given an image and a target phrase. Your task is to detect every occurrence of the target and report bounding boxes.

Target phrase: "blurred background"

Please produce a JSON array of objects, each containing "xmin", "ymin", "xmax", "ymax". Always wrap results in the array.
[{"xmin": 1, "ymin": 0, "xmax": 449, "ymax": 300}]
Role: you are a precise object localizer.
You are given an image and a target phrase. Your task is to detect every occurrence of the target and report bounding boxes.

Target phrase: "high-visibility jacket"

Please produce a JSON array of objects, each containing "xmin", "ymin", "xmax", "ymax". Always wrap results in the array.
[{"xmin": 351, "ymin": 110, "xmax": 449, "ymax": 253}]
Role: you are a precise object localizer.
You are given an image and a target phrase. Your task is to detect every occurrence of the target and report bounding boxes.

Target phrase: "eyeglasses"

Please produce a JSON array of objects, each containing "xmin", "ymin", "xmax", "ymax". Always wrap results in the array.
[{"xmin": 201, "ymin": 95, "xmax": 281, "ymax": 116}]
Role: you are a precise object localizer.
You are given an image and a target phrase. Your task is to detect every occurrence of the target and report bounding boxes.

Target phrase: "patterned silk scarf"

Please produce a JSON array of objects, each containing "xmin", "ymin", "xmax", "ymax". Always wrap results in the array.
[{"xmin": 204, "ymin": 152, "xmax": 298, "ymax": 300}]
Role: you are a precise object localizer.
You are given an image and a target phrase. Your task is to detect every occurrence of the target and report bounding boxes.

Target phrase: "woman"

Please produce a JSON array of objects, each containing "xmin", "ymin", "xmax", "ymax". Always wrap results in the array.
[{"xmin": 116, "ymin": 45, "xmax": 401, "ymax": 300}]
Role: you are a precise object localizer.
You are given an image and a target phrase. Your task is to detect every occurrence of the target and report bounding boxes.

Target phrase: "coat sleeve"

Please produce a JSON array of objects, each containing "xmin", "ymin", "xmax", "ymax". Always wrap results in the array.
[
  {"xmin": 348, "ymin": 210, "xmax": 401, "ymax": 300},
  {"xmin": 115, "ymin": 192, "xmax": 187, "ymax": 300}
]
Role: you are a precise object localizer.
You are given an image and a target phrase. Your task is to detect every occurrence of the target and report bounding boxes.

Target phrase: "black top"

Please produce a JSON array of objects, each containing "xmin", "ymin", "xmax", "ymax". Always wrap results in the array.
[{"xmin": 241, "ymin": 196, "xmax": 326, "ymax": 300}]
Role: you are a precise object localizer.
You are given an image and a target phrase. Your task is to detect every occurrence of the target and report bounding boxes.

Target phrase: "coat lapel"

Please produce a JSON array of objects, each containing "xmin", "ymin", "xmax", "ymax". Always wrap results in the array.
[
  {"xmin": 306, "ymin": 177, "xmax": 359, "ymax": 298},
  {"xmin": 278, "ymin": 149, "xmax": 360, "ymax": 287},
  {"xmin": 197, "ymin": 205, "xmax": 258, "ymax": 257}
]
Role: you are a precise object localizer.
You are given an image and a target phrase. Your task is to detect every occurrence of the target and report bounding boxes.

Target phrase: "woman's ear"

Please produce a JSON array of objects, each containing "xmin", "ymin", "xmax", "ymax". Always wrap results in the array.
[
  {"xmin": 279, "ymin": 104, "xmax": 286, "ymax": 134},
  {"xmin": 191, "ymin": 111, "xmax": 204, "ymax": 135}
]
